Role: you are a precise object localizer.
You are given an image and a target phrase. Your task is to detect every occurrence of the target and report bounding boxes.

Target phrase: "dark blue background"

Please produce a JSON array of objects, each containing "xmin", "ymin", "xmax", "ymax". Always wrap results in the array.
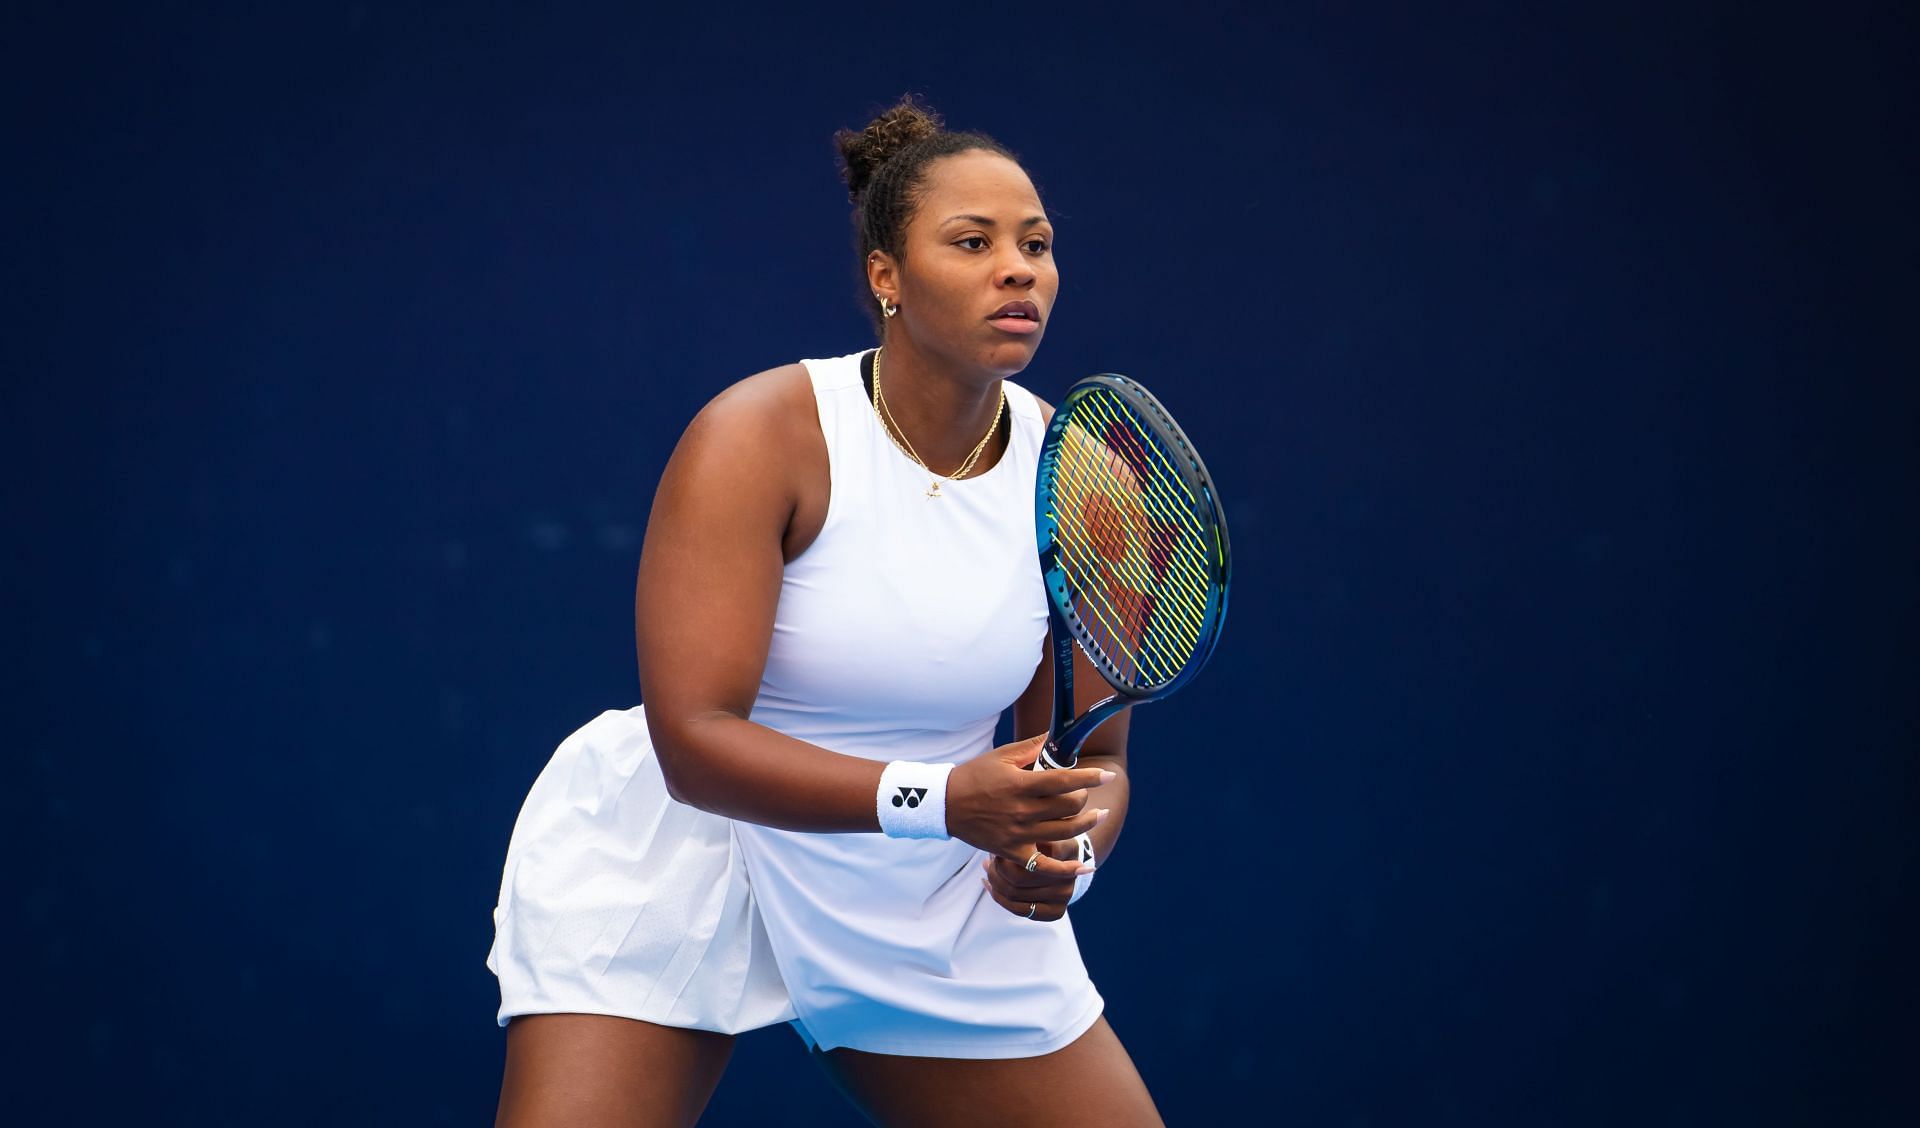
[{"xmin": 8, "ymin": 3, "xmax": 1914, "ymax": 1124}]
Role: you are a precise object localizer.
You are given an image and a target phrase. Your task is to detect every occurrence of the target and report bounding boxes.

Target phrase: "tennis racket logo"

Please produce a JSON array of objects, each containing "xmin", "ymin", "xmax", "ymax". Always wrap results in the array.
[{"xmin": 891, "ymin": 787, "xmax": 927, "ymax": 809}]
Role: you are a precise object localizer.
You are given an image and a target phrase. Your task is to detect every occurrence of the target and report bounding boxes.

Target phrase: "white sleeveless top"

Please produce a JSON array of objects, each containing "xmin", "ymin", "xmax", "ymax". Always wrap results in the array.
[{"xmin": 731, "ymin": 350, "xmax": 1104, "ymax": 1057}]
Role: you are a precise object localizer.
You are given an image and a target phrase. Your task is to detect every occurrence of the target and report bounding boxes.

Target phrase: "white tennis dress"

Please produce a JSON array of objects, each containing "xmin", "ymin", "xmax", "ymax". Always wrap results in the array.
[{"xmin": 487, "ymin": 350, "xmax": 1103, "ymax": 1057}]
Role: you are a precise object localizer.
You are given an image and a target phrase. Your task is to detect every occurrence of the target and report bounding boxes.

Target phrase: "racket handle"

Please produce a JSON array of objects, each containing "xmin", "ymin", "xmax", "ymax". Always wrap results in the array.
[
  {"xmin": 1037, "ymin": 739, "xmax": 1078, "ymax": 771},
  {"xmin": 1038, "ymin": 697, "xmax": 1130, "ymax": 772}
]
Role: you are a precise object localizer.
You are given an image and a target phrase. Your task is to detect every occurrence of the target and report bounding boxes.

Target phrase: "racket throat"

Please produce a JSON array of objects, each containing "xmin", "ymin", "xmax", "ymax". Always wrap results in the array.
[{"xmin": 1043, "ymin": 695, "xmax": 1130, "ymax": 770}]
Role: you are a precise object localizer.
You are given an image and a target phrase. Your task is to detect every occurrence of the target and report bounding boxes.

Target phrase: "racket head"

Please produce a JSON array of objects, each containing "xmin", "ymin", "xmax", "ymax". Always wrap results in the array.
[{"xmin": 1035, "ymin": 374, "xmax": 1231, "ymax": 705}]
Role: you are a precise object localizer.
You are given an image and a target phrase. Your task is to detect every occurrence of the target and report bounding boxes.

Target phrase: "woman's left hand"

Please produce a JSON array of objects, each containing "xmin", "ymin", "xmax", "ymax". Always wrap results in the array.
[{"xmin": 981, "ymin": 838, "xmax": 1089, "ymax": 923}]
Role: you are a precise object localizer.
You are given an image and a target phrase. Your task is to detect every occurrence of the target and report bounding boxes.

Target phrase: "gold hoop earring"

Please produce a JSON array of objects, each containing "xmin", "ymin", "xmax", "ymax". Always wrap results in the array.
[{"xmin": 880, "ymin": 298, "xmax": 899, "ymax": 318}]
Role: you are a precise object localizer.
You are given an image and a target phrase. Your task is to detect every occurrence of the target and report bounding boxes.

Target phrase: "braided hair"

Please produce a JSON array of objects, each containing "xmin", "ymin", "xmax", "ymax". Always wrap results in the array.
[{"xmin": 833, "ymin": 96, "xmax": 1024, "ymax": 335}]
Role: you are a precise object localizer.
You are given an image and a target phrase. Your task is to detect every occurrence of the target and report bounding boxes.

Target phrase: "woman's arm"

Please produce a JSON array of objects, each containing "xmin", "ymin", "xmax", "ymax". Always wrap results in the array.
[
  {"xmin": 634, "ymin": 367, "xmax": 884, "ymax": 830},
  {"xmin": 635, "ymin": 366, "xmax": 1110, "ymax": 852}
]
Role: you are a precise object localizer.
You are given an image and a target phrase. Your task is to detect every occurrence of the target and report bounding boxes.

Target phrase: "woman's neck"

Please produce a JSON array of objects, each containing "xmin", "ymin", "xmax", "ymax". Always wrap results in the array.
[{"xmin": 873, "ymin": 337, "xmax": 1008, "ymax": 475}]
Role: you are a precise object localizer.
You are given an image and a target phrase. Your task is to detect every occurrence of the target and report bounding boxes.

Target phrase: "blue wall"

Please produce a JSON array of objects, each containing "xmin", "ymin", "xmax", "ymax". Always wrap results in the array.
[{"xmin": 10, "ymin": 3, "xmax": 1913, "ymax": 1124}]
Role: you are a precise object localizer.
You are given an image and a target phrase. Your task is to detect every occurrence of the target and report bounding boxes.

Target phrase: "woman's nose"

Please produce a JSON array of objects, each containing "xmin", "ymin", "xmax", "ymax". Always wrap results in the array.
[{"xmin": 998, "ymin": 251, "xmax": 1035, "ymax": 287}]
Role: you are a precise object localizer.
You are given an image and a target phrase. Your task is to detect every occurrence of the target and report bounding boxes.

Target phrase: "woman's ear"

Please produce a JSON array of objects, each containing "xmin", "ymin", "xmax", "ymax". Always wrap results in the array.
[{"xmin": 866, "ymin": 250, "xmax": 899, "ymax": 312}]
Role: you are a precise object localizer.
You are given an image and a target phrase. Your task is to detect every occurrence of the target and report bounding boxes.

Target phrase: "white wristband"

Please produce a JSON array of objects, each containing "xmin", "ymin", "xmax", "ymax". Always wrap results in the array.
[
  {"xmin": 876, "ymin": 761, "xmax": 956, "ymax": 839},
  {"xmin": 1069, "ymin": 832, "xmax": 1097, "ymax": 905}
]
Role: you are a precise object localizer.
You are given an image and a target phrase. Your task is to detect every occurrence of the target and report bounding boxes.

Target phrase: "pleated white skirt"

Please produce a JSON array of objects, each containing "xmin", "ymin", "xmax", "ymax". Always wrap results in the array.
[{"xmin": 485, "ymin": 706, "xmax": 796, "ymax": 1032}]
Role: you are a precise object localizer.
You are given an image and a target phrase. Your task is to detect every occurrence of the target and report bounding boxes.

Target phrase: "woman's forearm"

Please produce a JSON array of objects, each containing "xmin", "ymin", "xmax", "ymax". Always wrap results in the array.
[{"xmin": 649, "ymin": 709, "xmax": 887, "ymax": 832}]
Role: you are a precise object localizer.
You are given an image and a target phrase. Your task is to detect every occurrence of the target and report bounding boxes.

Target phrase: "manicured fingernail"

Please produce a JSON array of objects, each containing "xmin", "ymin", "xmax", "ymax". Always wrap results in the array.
[
  {"xmin": 1075, "ymin": 865, "xmax": 1096, "ymax": 875},
  {"xmin": 1095, "ymin": 807, "xmax": 1110, "ymax": 824},
  {"xmin": 1098, "ymin": 770, "xmax": 1117, "ymax": 784}
]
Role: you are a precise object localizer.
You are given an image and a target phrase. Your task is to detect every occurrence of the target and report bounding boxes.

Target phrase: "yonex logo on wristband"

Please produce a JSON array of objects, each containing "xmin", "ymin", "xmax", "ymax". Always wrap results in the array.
[{"xmin": 877, "ymin": 762, "xmax": 954, "ymax": 839}]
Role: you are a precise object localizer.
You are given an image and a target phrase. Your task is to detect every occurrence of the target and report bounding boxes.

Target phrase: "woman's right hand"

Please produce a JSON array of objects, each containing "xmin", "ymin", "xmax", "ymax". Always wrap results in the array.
[{"xmin": 945, "ymin": 733, "xmax": 1112, "ymax": 866}]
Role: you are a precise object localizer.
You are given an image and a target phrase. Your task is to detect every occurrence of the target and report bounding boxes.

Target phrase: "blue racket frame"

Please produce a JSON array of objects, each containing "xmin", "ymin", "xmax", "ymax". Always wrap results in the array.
[{"xmin": 1034, "ymin": 374, "xmax": 1232, "ymax": 769}]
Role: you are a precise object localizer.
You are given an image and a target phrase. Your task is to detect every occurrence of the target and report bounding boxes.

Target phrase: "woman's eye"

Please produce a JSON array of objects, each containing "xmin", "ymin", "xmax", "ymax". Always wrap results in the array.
[
  {"xmin": 958, "ymin": 236, "xmax": 988, "ymax": 250},
  {"xmin": 1024, "ymin": 239, "xmax": 1049, "ymax": 254}
]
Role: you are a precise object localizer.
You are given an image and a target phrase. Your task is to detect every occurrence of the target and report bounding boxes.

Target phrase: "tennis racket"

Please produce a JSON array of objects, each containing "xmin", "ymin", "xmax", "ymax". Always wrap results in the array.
[{"xmin": 1033, "ymin": 374, "xmax": 1231, "ymax": 770}]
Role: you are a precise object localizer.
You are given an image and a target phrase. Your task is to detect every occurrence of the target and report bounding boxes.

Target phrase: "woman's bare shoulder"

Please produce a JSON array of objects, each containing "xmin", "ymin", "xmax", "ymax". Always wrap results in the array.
[
  {"xmin": 664, "ymin": 364, "xmax": 823, "ymax": 477},
  {"xmin": 658, "ymin": 363, "xmax": 825, "ymax": 534},
  {"xmin": 687, "ymin": 362, "xmax": 816, "ymax": 443}
]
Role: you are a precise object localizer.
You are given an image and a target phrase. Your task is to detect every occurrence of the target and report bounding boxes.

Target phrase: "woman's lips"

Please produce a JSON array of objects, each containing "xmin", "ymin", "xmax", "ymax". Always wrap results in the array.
[{"xmin": 988, "ymin": 316, "xmax": 1041, "ymax": 335}]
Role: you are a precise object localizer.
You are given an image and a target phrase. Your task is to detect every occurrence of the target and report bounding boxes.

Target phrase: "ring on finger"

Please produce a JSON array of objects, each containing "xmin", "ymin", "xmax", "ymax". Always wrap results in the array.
[
  {"xmin": 1023, "ymin": 850, "xmax": 1042, "ymax": 873},
  {"xmin": 1026, "ymin": 902, "xmax": 1038, "ymax": 919}
]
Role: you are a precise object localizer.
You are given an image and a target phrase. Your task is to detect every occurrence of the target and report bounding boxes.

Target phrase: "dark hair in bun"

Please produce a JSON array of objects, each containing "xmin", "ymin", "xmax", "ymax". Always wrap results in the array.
[{"xmin": 834, "ymin": 95, "xmax": 1024, "ymax": 330}]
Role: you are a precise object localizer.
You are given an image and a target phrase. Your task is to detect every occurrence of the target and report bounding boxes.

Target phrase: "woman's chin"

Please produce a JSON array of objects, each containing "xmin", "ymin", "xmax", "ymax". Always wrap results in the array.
[{"xmin": 980, "ymin": 335, "xmax": 1042, "ymax": 376}]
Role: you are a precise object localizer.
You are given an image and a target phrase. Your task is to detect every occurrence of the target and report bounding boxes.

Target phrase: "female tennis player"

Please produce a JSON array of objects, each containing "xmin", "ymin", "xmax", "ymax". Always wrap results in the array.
[{"xmin": 488, "ymin": 97, "xmax": 1162, "ymax": 1127}]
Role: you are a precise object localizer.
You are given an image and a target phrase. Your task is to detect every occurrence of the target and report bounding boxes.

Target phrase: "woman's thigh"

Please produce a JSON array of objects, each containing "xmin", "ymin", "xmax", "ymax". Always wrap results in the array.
[
  {"xmin": 495, "ymin": 1013, "xmax": 735, "ymax": 1128},
  {"xmin": 817, "ymin": 1016, "xmax": 1163, "ymax": 1128}
]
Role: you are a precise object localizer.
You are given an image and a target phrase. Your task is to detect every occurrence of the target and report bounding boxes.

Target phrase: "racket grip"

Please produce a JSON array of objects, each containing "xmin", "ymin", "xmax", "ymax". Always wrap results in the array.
[{"xmin": 1037, "ymin": 739, "xmax": 1078, "ymax": 771}]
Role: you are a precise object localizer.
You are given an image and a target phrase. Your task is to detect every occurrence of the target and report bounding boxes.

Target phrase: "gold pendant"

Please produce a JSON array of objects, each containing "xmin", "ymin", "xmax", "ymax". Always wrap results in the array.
[{"xmin": 926, "ymin": 479, "xmax": 942, "ymax": 499}]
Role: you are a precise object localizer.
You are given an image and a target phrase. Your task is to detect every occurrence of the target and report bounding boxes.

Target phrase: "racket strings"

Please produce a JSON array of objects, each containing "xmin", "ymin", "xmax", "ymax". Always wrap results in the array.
[
  {"xmin": 1051, "ymin": 494, "xmax": 1201, "ymax": 659},
  {"xmin": 1054, "ymin": 542, "xmax": 1186, "ymax": 684},
  {"xmin": 1051, "ymin": 420, "xmax": 1209, "ymax": 596},
  {"xmin": 1066, "ymin": 393, "xmax": 1216, "ymax": 609},
  {"xmin": 1082, "ymin": 394, "xmax": 1205, "ymax": 529},
  {"xmin": 1075, "ymin": 394, "xmax": 1216, "ymax": 594},
  {"xmin": 1064, "ymin": 392, "xmax": 1210, "ymax": 559},
  {"xmin": 1050, "ymin": 530, "xmax": 1169, "ymax": 683},
  {"xmin": 1055, "ymin": 516, "xmax": 1202, "ymax": 684},
  {"xmin": 1045, "ymin": 391, "xmax": 1217, "ymax": 687}
]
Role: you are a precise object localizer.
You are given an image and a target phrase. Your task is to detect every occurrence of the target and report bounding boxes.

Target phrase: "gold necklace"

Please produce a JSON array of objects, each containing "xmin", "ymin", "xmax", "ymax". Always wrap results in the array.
[{"xmin": 872, "ymin": 347, "xmax": 1006, "ymax": 499}]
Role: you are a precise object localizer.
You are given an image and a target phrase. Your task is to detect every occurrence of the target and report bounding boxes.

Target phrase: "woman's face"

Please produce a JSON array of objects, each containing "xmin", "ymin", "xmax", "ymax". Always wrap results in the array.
[{"xmin": 882, "ymin": 149, "xmax": 1057, "ymax": 379}]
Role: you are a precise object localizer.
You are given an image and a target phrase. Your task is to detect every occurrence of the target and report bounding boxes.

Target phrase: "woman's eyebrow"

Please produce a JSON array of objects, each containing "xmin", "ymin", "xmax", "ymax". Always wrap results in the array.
[{"xmin": 940, "ymin": 214, "xmax": 1050, "ymax": 228}]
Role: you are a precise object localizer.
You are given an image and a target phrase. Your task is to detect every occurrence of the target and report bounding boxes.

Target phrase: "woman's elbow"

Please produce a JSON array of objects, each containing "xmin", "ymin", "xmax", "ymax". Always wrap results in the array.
[{"xmin": 645, "ymin": 712, "xmax": 725, "ymax": 811}]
